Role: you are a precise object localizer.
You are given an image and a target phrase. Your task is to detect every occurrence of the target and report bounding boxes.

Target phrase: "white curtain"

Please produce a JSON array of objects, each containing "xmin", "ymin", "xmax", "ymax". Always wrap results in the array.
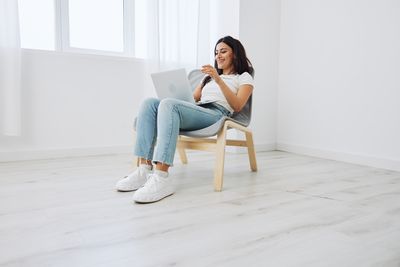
[
  {"xmin": 136, "ymin": 0, "xmax": 239, "ymax": 72},
  {"xmin": 0, "ymin": 0, "xmax": 21, "ymax": 136}
]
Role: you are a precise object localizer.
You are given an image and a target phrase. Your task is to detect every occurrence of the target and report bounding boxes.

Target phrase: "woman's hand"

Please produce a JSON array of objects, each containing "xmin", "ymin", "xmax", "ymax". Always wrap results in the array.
[
  {"xmin": 201, "ymin": 65, "xmax": 221, "ymax": 83},
  {"xmin": 201, "ymin": 64, "xmax": 253, "ymax": 112}
]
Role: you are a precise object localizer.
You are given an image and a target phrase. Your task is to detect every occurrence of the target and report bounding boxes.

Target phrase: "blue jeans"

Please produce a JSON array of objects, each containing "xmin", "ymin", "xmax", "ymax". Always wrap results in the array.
[{"xmin": 134, "ymin": 97, "xmax": 231, "ymax": 166}]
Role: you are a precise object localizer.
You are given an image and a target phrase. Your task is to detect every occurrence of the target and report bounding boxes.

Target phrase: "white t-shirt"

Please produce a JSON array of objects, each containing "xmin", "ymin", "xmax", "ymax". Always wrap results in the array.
[{"xmin": 200, "ymin": 72, "xmax": 254, "ymax": 113}]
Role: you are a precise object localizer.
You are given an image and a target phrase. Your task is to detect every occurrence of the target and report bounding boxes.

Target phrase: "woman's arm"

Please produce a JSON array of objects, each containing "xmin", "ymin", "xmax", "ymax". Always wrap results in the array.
[
  {"xmin": 224, "ymin": 84, "xmax": 253, "ymax": 112},
  {"xmin": 201, "ymin": 65, "xmax": 253, "ymax": 112},
  {"xmin": 192, "ymin": 84, "xmax": 202, "ymax": 102}
]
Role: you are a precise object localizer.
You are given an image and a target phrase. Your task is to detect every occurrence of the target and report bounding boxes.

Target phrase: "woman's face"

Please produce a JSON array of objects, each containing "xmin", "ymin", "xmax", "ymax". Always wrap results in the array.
[{"xmin": 215, "ymin": 42, "xmax": 234, "ymax": 72}]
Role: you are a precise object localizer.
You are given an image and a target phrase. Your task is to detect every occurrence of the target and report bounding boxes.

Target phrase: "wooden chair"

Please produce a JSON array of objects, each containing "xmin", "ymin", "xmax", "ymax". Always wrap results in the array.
[
  {"xmin": 134, "ymin": 69, "xmax": 257, "ymax": 191},
  {"xmin": 177, "ymin": 69, "xmax": 257, "ymax": 191}
]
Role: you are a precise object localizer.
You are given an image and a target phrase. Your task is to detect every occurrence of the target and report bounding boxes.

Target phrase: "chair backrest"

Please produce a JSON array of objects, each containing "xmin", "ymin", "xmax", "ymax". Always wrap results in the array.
[
  {"xmin": 188, "ymin": 69, "xmax": 205, "ymax": 91},
  {"xmin": 187, "ymin": 69, "xmax": 253, "ymax": 127},
  {"xmin": 231, "ymin": 94, "xmax": 252, "ymax": 127}
]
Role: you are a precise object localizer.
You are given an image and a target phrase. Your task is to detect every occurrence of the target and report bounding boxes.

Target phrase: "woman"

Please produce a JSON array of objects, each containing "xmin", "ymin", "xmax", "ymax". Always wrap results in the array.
[{"xmin": 116, "ymin": 36, "xmax": 254, "ymax": 203}]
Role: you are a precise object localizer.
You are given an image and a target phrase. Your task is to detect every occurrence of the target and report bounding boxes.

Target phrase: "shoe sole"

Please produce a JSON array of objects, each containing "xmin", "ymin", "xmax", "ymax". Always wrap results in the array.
[
  {"xmin": 116, "ymin": 188, "xmax": 138, "ymax": 192},
  {"xmin": 116, "ymin": 175, "xmax": 144, "ymax": 192},
  {"xmin": 134, "ymin": 192, "xmax": 174, "ymax": 204}
]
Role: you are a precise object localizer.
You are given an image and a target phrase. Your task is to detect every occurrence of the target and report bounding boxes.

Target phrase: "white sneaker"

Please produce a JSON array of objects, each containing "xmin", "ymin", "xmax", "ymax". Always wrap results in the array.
[
  {"xmin": 115, "ymin": 165, "xmax": 152, "ymax": 192},
  {"xmin": 133, "ymin": 171, "xmax": 174, "ymax": 203}
]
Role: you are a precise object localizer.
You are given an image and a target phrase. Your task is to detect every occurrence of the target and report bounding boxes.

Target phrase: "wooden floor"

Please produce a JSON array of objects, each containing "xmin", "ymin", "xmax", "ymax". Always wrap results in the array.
[{"xmin": 0, "ymin": 151, "xmax": 400, "ymax": 267}]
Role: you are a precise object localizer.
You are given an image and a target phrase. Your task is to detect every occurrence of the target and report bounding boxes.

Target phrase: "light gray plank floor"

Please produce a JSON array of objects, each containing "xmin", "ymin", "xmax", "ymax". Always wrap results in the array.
[{"xmin": 0, "ymin": 151, "xmax": 400, "ymax": 267}]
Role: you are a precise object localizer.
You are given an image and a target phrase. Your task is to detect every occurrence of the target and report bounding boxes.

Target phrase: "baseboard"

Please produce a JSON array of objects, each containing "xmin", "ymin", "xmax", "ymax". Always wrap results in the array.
[
  {"xmin": 0, "ymin": 145, "xmax": 132, "ymax": 162},
  {"xmin": 0, "ymin": 142, "xmax": 277, "ymax": 162},
  {"xmin": 226, "ymin": 142, "xmax": 276, "ymax": 153},
  {"xmin": 256, "ymin": 143, "xmax": 277, "ymax": 152},
  {"xmin": 277, "ymin": 143, "xmax": 400, "ymax": 172},
  {"xmin": 6, "ymin": 142, "xmax": 397, "ymax": 173}
]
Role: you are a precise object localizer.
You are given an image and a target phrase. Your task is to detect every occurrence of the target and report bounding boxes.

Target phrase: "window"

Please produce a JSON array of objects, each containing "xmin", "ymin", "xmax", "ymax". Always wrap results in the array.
[
  {"xmin": 18, "ymin": 0, "xmax": 56, "ymax": 50},
  {"xmin": 17, "ymin": 0, "xmax": 239, "ymax": 62},
  {"xmin": 133, "ymin": 0, "xmax": 146, "ymax": 58},
  {"xmin": 18, "ymin": 0, "xmax": 134, "ymax": 56},
  {"xmin": 68, "ymin": 0, "xmax": 124, "ymax": 52}
]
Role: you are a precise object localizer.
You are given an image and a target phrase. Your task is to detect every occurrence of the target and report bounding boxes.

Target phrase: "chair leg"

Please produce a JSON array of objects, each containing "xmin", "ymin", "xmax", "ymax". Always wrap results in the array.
[
  {"xmin": 214, "ymin": 123, "xmax": 228, "ymax": 191},
  {"xmin": 245, "ymin": 131, "xmax": 258, "ymax": 171},
  {"xmin": 177, "ymin": 147, "xmax": 188, "ymax": 164}
]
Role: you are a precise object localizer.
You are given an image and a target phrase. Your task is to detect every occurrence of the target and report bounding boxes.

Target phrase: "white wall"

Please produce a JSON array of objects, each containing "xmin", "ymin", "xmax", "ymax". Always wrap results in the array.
[
  {"xmin": 0, "ymin": 0, "xmax": 277, "ymax": 162},
  {"xmin": 277, "ymin": 0, "xmax": 400, "ymax": 171},
  {"xmin": 0, "ymin": 50, "xmax": 152, "ymax": 161},
  {"xmin": 239, "ymin": 0, "xmax": 281, "ymax": 151},
  {"xmin": 2, "ymin": 0, "xmax": 400, "ymax": 172}
]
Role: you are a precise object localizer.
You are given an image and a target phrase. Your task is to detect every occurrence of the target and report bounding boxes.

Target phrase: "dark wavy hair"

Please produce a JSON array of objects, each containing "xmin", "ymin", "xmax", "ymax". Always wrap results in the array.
[{"xmin": 202, "ymin": 36, "xmax": 254, "ymax": 88}]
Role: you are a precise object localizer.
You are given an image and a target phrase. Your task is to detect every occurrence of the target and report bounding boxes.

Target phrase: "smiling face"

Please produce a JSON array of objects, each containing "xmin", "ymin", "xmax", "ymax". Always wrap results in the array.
[{"xmin": 215, "ymin": 42, "xmax": 235, "ymax": 74}]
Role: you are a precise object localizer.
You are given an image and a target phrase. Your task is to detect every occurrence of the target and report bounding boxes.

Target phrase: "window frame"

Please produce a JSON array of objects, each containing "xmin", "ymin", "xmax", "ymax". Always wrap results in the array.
[{"xmin": 53, "ymin": 0, "xmax": 135, "ymax": 57}]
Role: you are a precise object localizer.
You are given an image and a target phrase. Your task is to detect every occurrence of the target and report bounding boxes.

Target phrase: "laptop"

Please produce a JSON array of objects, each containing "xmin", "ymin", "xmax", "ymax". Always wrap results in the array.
[{"xmin": 151, "ymin": 68, "xmax": 195, "ymax": 104}]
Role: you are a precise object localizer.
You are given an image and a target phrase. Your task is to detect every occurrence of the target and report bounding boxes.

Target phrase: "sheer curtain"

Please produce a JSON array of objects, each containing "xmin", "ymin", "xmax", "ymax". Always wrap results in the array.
[
  {"xmin": 136, "ymin": 0, "xmax": 239, "ymax": 72},
  {"xmin": 0, "ymin": 0, "xmax": 21, "ymax": 136}
]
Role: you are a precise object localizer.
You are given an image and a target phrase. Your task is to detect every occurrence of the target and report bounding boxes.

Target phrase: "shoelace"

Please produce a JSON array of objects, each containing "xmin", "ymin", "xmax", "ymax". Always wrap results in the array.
[
  {"xmin": 138, "ymin": 167, "xmax": 145, "ymax": 177},
  {"xmin": 138, "ymin": 166, "xmax": 152, "ymax": 178},
  {"xmin": 143, "ymin": 173, "xmax": 164, "ymax": 190}
]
